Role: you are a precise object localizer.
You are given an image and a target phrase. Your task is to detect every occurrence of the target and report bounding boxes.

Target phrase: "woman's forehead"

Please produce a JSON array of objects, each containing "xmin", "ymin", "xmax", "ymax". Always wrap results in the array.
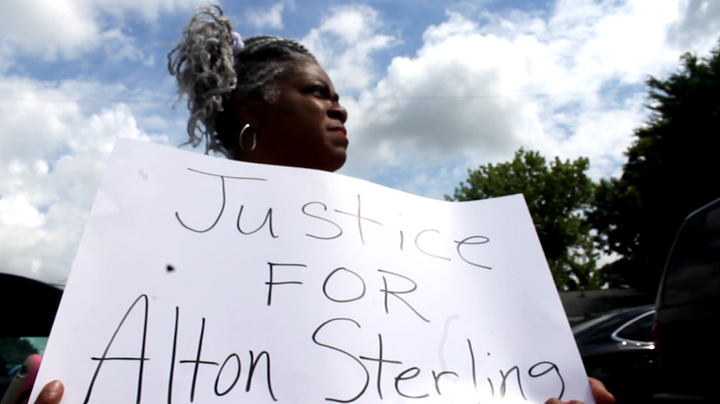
[{"xmin": 286, "ymin": 60, "xmax": 333, "ymax": 85}]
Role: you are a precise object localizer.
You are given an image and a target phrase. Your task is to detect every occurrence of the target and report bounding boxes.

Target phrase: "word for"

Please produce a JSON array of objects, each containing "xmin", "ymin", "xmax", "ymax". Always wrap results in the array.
[
  {"xmin": 265, "ymin": 263, "xmax": 430, "ymax": 323},
  {"xmin": 174, "ymin": 168, "xmax": 491, "ymax": 269}
]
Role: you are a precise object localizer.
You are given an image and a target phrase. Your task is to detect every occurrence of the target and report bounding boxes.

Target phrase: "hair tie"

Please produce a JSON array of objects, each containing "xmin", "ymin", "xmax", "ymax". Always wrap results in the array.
[{"xmin": 232, "ymin": 32, "xmax": 245, "ymax": 56}]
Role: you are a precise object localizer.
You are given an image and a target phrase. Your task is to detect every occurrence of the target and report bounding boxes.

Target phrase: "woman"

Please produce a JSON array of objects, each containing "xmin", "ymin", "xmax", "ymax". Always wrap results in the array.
[
  {"xmin": 167, "ymin": 6, "xmax": 348, "ymax": 172},
  {"xmin": 31, "ymin": 6, "xmax": 613, "ymax": 404}
]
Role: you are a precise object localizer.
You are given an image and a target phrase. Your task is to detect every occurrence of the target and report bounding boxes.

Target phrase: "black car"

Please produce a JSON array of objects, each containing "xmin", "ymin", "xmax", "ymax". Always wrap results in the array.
[
  {"xmin": 573, "ymin": 304, "xmax": 659, "ymax": 403},
  {"xmin": 0, "ymin": 273, "xmax": 63, "ymax": 398},
  {"xmin": 653, "ymin": 197, "xmax": 720, "ymax": 402}
]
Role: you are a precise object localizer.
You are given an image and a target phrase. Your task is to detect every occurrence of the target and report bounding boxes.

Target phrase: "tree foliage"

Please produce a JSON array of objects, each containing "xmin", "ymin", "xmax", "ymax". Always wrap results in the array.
[
  {"xmin": 448, "ymin": 149, "xmax": 599, "ymax": 290},
  {"xmin": 0, "ymin": 337, "xmax": 38, "ymax": 367},
  {"xmin": 590, "ymin": 44, "xmax": 720, "ymax": 292}
]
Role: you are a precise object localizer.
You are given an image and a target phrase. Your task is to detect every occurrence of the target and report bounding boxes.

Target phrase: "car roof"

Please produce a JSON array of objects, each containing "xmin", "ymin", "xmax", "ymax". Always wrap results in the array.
[{"xmin": 0, "ymin": 273, "xmax": 63, "ymax": 337}]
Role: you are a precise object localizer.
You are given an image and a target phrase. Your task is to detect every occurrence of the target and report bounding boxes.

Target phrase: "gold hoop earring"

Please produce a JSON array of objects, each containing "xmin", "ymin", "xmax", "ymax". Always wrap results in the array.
[{"xmin": 239, "ymin": 123, "xmax": 257, "ymax": 152}]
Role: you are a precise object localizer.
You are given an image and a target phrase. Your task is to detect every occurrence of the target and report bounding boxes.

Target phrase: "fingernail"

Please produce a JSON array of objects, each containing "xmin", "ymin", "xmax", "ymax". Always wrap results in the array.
[{"xmin": 45, "ymin": 380, "xmax": 62, "ymax": 393}]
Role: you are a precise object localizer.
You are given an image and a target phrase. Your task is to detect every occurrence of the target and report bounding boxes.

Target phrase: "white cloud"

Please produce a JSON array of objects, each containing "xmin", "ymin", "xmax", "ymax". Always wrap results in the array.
[
  {"xmin": 246, "ymin": 2, "xmax": 286, "ymax": 30},
  {"xmin": 3, "ymin": 0, "xmax": 718, "ymax": 285},
  {"xmin": 666, "ymin": 0, "xmax": 720, "ymax": 52},
  {"xmin": 0, "ymin": 0, "xmax": 205, "ymax": 67},
  {"xmin": 0, "ymin": 76, "xmax": 169, "ymax": 283},
  {"xmin": 87, "ymin": 0, "xmax": 206, "ymax": 21},
  {"xmin": 301, "ymin": 5, "xmax": 396, "ymax": 93},
  {"xmin": 340, "ymin": 0, "xmax": 718, "ymax": 198},
  {"xmin": 0, "ymin": 0, "xmax": 101, "ymax": 62}
]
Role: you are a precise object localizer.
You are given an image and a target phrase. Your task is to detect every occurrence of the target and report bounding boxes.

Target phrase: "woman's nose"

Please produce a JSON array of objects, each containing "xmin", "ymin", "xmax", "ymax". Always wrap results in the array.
[{"xmin": 329, "ymin": 101, "xmax": 348, "ymax": 123}]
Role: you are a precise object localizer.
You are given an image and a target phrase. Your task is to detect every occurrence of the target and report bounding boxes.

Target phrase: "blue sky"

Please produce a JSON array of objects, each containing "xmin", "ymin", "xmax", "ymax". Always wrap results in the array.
[{"xmin": 1, "ymin": 0, "xmax": 719, "ymax": 283}]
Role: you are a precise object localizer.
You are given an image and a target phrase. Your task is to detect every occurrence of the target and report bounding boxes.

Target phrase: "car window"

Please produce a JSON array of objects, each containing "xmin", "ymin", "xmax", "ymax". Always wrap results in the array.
[
  {"xmin": 662, "ymin": 204, "xmax": 720, "ymax": 306},
  {"xmin": 615, "ymin": 311, "xmax": 654, "ymax": 343},
  {"xmin": 0, "ymin": 337, "xmax": 48, "ymax": 397}
]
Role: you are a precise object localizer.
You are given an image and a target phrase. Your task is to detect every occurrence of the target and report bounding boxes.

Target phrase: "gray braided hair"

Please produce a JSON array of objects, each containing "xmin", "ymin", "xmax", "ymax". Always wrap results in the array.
[{"xmin": 168, "ymin": 5, "xmax": 317, "ymax": 156}]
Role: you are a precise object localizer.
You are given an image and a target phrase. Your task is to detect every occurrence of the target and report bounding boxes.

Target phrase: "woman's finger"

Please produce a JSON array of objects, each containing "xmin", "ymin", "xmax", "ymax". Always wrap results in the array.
[
  {"xmin": 589, "ymin": 377, "xmax": 615, "ymax": 404},
  {"xmin": 33, "ymin": 381, "xmax": 64, "ymax": 404}
]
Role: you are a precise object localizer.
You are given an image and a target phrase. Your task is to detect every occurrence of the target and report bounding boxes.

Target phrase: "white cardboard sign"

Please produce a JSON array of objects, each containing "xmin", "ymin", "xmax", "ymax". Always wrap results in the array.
[{"xmin": 32, "ymin": 139, "xmax": 592, "ymax": 404}]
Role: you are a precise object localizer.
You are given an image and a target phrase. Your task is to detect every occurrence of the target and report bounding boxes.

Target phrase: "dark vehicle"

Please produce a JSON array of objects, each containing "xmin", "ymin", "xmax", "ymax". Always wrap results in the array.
[
  {"xmin": 654, "ymin": 197, "xmax": 720, "ymax": 403},
  {"xmin": 0, "ymin": 273, "xmax": 62, "ymax": 398},
  {"xmin": 573, "ymin": 304, "xmax": 659, "ymax": 403}
]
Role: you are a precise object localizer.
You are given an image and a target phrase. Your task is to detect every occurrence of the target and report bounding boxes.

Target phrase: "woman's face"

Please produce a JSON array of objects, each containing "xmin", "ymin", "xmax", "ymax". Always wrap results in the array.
[{"xmin": 240, "ymin": 60, "xmax": 349, "ymax": 172}]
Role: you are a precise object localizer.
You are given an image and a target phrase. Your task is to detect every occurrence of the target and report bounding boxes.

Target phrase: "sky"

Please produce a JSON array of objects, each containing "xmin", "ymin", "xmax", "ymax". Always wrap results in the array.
[{"xmin": 1, "ymin": 0, "xmax": 719, "ymax": 284}]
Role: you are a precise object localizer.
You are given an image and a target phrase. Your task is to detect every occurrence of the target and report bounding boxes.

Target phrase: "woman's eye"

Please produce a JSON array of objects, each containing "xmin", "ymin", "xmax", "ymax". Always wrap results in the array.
[{"xmin": 308, "ymin": 85, "xmax": 328, "ymax": 96}]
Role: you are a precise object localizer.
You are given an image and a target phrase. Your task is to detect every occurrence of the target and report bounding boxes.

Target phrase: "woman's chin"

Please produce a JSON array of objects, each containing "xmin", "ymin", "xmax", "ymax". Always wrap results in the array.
[{"xmin": 319, "ymin": 150, "xmax": 347, "ymax": 172}]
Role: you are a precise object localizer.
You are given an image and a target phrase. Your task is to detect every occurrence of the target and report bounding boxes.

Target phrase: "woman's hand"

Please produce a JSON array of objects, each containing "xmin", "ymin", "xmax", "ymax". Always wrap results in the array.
[
  {"xmin": 544, "ymin": 377, "xmax": 615, "ymax": 404},
  {"xmin": 28, "ymin": 380, "xmax": 63, "ymax": 404},
  {"xmin": 25, "ymin": 377, "xmax": 612, "ymax": 404},
  {"xmin": 588, "ymin": 377, "xmax": 614, "ymax": 404}
]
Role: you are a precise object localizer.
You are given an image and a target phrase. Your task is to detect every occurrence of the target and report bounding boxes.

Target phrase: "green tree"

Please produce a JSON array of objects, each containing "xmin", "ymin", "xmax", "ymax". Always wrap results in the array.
[
  {"xmin": 447, "ymin": 149, "xmax": 599, "ymax": 290},
  {"xmin": 0, "ymin": 337, "xmax": 38, "ymax": 367},
  {"xmin": 590, "ymin": 44, "xmax": 720, "ymax": 292}
]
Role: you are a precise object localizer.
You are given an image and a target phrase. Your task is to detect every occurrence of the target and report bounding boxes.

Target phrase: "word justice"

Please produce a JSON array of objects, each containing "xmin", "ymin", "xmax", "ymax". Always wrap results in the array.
[
  {"xmin": 81, "ymin": 296, "xmax": 566, "ymax": 404},
  {"xmin": 174, "ymin": 168, "xmax": 491, "ymax": 269}
]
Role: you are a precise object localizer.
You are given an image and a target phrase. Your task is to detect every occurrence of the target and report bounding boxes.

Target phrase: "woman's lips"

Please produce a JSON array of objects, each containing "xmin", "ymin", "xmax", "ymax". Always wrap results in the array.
[{"xmin": 331, "ymin": 127, "xmax": 347, "ymax": 137}]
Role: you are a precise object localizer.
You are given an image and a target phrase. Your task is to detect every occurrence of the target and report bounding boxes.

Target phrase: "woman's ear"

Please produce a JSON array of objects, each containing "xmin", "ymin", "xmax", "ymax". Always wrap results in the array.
[
  {"xmin": 233, "ymin": 98, "xmax": 264, "ymax": 128},
  {"xmin": 232, "ymin": 97, "xmax": 267, "ymax": 159}
]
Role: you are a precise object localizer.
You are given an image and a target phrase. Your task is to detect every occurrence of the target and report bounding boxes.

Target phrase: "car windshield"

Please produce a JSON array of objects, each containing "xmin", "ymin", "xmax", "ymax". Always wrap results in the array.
[
  {"xmin": 572, "ymin": 305, "xmax": 654, "ymax": 346},
  {"xmin": 572, "ymin": 311, "xmax": 618, "ymax": 334},
  {"xmin": 614, "ymin": 311, "xmax": 655, "ymax": 343}
]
